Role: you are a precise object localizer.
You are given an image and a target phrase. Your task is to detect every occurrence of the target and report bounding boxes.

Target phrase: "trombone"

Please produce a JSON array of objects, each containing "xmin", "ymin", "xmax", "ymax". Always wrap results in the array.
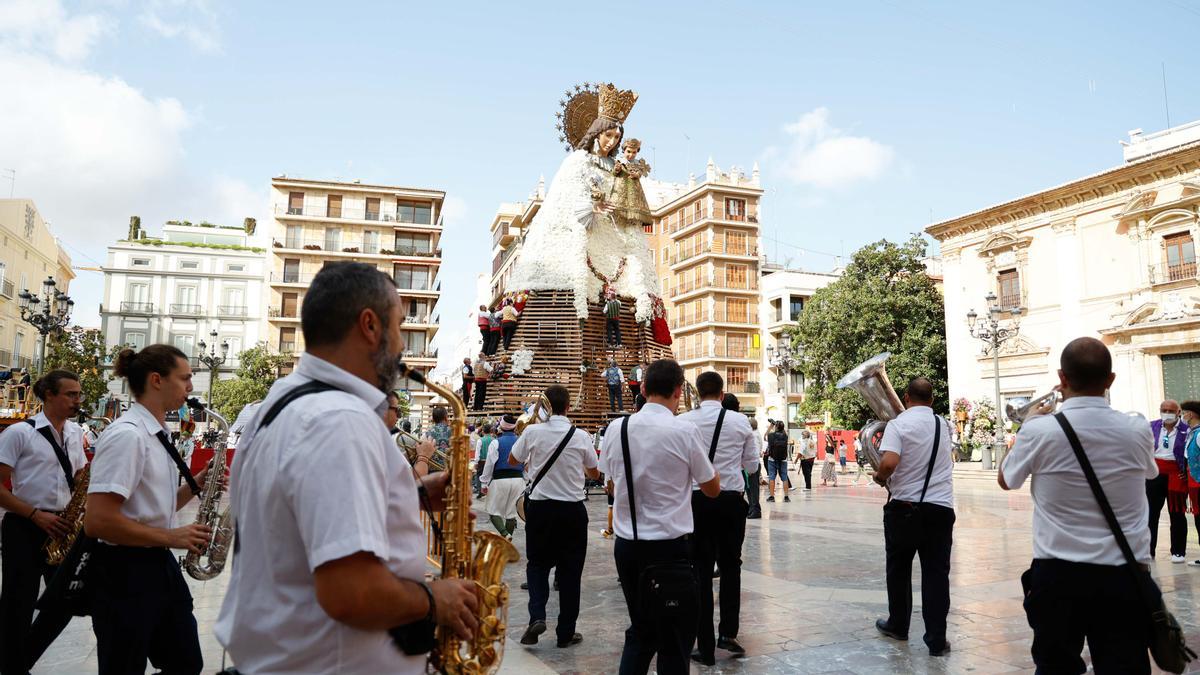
[{"xmin": 1006, "ymin": 390, "xmax": 1060, "ymax": 424}]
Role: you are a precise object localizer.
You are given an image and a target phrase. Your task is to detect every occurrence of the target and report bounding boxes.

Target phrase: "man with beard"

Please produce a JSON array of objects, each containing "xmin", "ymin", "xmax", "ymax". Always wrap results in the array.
[
  {"xmin": 215, "ymin": 262, "xmax": 479, "ymax": 674},
  {"xmin": 0, "ymin": 370, "xmax": 88, "ymax": 674}
]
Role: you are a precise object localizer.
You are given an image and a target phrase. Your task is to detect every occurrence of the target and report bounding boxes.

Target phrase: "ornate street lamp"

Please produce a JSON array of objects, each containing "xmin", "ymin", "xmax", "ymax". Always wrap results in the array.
[
  {"xmin": 767, "ymin": 342, "xmax": 801, "ymax": 434},
  {"xmin": 18, "ymin": 276, "xmax": 73, "ymax": 376},
  {"xmin": 966, "ymin": 292, "xmax": 1023, "ymax": 471},
  {"xmin": 195, "ymin": 329, "xmax": 229, "ymax": 410}
]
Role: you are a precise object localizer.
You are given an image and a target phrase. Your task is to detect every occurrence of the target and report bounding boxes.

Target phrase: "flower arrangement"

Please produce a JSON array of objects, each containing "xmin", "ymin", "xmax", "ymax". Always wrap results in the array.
[
  {"xmin": 968, "ymin": 398, "xmax": 998, "ymax": 450},
  {"xmin": 953, "ymin": 397, "xmax": 972, "ymax": 420},
  {"xmin": 510, "ymin": 349, "xmax": 534, "ymax": 376}
]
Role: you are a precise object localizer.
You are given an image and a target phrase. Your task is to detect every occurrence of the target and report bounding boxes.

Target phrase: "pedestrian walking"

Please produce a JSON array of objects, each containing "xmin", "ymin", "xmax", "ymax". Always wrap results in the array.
[
  {"xmin": 999, "ymin": 337, "xmax": 1166, "ymax": 672},
  {"xmin": 678, "ymin": 373, "xmax": 759, "ymax": 666},
  {"xmin": 798, "ymin": 430, "xmax": 816, "ymax": 490},
  {"xmin": 480, "ymin": 415, "xmax": 524, "ymax": 539},
  {"xmin": 513, "ymin": 385, "xmax": 600, "ymax": 648},
  {"xmin": 821, "ymin": 438, "xmax": 838, "ymax": 487},
  {"xmin": 764, "ymin": 422, "xmax": 790, "ymax": 502},
  {"xmin": 871, "ymin": 376, "xmax": 954, "ymax": 657},
  {"xmin": 838, "ymin": 439, "xmax": 848, "ymax": 473}
]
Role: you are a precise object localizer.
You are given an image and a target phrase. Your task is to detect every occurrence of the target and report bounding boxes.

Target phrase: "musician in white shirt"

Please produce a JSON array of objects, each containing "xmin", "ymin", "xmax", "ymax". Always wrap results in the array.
[
  {"xmin": 0, "ymin": 370, "xmax": 87, "ymax": 674},
  {"xmin": 676, "ymin": 373, "xmax": 758, "ymax": 665},
  {"xmin": 999, "ymin": 337, "xmax": 1158, "ymax": 674},
  {"xmin": 214, "ymin": 262, "xmax": 478, "ymax": 674},
  {"xmin": 510, "ymin": 384, "xmax": 600, "ymax": 648},
  {"xmin": 599, "ymin": 359, "xmax": 720, "ymax": 675},
  {"xmin": 84, "ymin": 345, "xmax": 219, "ymax": 675}
]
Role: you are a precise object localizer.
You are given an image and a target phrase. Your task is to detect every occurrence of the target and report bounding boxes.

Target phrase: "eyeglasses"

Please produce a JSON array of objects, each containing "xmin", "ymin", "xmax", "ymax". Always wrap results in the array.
[{"xmin": 387, "ymin": 406, "xmax": 402, "ymax": 414}]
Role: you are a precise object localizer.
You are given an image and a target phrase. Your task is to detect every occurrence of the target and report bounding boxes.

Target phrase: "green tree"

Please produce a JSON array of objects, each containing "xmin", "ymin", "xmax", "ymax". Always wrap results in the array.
[
  {"xmin": 786, "ymin": 234, "xmax": 947, "ymax": 429},
  {"xmin": 44, "ymin": 326, "xmax": 112, "ymax": 414},
  {"xmin": 209, "ymin": 343, "xmax": 293, "ymax": 422}
]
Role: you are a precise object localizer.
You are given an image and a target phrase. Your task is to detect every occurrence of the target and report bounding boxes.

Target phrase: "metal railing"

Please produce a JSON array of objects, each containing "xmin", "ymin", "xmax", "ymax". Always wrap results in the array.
[
  {"xmin": 270, "ymin": 307, "xmax": 299, "ymax": 319},
  {"xmin": 670, "ymin": 244, "xmax": 711, "ymax": 266},
  {"xmin": 672, "ymin": 310, "xmax": 710, "ymax": 327},
  {"xmin": 726, "ymin": 381, "xmax": 760, "ymax": 394},
  {"xmin": 278, "ymin": 341, "xmax": 296, "ymax": 353},
  {"xmin": 120, "ymin": 301, "xmax": 156, "ymax": 314},
  {"xmin": 710, "ymin": 275, "xmax": 759, "ymax": 291},
  {"xmin": 394, "ymin": 279, "xmax": 436, "ymax": 292},
  {"xmin": 713, "ymin": 344, "xmax": 762, "ymax": 360},
  {"xmin": 217, "ymin": 305, "xmax": 247, "ymax": 317},
  {"xmin": 169, "ymin": 303, "xmax": 204, "ymax": 316},
  {"xmin": 274, "ymin": 238, "xmax": 437, "ymax": 257},
  {"xmin": 712, "ymin": 308, "xmax": 753, "ymax": 324},
  {"xmin": 712, "ymin": 240, "xmax": 758, "ymax": 257},
  {"xmin": 1150, "ymin": 260, "xmax": 1198, "ymax": 285},
  {"xmin": 277, "ymin": 204, "xmax": 436, "ymax": 226},
  {"xmin": 271, "ymin": 272, "xmax": 314, "ymax": 284}
]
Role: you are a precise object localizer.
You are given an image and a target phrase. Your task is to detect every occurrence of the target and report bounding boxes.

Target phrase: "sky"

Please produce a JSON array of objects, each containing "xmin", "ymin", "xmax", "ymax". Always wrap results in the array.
[{"xmin": 4, "ymin": 0, "xmax": 1200, "ymax": 371}]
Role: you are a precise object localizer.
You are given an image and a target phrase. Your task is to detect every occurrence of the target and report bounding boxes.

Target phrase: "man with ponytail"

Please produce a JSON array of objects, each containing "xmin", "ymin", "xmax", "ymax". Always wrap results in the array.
[
  {"xmin": 0, "ymin": 369, "xmax": 87, "ymax": 674},
  {"xmin": 84, "ymin": 344, "xmax": 217, "ymax": 675}
]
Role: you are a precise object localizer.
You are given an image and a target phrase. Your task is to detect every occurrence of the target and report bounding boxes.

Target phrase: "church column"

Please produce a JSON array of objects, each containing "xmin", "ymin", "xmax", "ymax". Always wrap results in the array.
[{"xmin": 1052, "ymin": 217, "xmax": 1082, "ymax": 352}]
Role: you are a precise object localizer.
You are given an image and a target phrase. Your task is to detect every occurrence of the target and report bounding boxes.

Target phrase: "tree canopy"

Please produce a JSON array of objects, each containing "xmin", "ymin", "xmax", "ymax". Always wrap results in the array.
[
  {"xmin": 786, "ymin": 235, "xmax": 947, "ymax": 429},
  {"xmin": 44, "ymin": 326, "xmax": 116, "ymax": 415},
  {"xmin": 209, "ymin": 343, "xmax": 293, "ymax": 422}
]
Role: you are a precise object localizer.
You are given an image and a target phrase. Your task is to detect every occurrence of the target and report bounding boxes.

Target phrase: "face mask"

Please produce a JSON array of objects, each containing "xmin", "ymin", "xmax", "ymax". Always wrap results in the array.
[{"xmin": 1162, "ymin": 413, "xmax": 1178, "ymax": 424}]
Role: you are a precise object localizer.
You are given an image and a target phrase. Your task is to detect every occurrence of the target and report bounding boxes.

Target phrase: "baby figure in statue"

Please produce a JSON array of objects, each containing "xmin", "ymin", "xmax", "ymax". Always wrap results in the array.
[{"xmin": 609, "ymin": 138, "xmax": 652, "ymax": 232}]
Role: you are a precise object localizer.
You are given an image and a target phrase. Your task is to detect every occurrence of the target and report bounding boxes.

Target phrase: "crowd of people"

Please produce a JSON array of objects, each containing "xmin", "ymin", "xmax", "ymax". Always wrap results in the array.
[{"xmin": 0, "ymin": 261, "xmax": 1195, "ymax": 675}]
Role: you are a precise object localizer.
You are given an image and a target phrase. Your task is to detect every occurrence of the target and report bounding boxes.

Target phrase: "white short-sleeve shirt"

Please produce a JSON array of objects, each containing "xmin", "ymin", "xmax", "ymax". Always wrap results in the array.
[
  {"xmin": 599, "ymin": 402, "xmax": 716, "ymax": 540},
  {"xmin": 677, "ymin": 401, "xmax": 759, "ymax": 492},
  {"xmin": 215, "ymin": 353, "xmax": 427, "ymax": 675},
  {"xmin": 88, "ymin": 403, "xmax": 182, "ymax": 535},
  {"xmin": 0, "ymin": 413, "xmax": 87, "ymax": 511},
  {"xmin": 1002, "ymin": 397, "xmax": 1158, "ymax": 565},
  {"xmin": 510, "ymin": 415, "xmax": 597, "ymax": 502},
  {"xmin": 877, "ymin": 405, "xmax": 955, "ymax": 509}
]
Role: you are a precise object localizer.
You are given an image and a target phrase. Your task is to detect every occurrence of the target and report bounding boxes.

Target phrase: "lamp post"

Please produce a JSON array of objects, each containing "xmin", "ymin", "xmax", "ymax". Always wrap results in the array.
[
  {"xmin": 17, "ymin": 276, "xmax": 73, "ymax": 377},
  {"xmin": 767, "ymin": 342, "xmax": 801, "ymax": 435},
  {"xmin": 195, "ymin": 330, "xmax": 229, "ymax": 410},
  {"xmin": 966, "ymin": 292, "xmax": 1023, "ymax": 471}
]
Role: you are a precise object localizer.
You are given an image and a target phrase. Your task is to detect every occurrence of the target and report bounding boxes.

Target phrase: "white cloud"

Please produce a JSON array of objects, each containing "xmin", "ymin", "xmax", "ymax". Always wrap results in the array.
[
  {"xmin": 0, "ymin": 0, "xmax": 114, "ymax": 61},
  {"xmin": 770, "ymin": 107, "xmax": 894, "ymax": 189},
  {"xmin": 138, "ymin": 0, "xmax": 221, "ymax": 53}
]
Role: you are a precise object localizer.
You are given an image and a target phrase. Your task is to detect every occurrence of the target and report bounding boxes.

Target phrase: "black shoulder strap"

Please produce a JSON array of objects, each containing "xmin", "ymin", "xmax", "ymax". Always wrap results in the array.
[
  {"xmin": 526, "ymin": 426, "xmax": 577, "ymax": 496},
  {"xmin": 708, "ymin": 408, "xmax": 727, "ymax": 463},
  {"xmin": 918, "ymin": 410, "xmax": 942, "ymax": 504},
  {"xmin": 260, "ymin": 381, "xmax": 341, "ymax": 428},
  {"xmin": 621, "ymin": 415, "xmax": 637, "ymax": 541},
  {"xmin": 27, "ymin": 420, "xmax": 76, "ymax": 491},
  {"xmin": 153, "ymin": 431, "xmax": 202, "ymax": 496},
  {"xmin": 1053, "ymin": 412, "xmax": 1138, "ymax": 568}
]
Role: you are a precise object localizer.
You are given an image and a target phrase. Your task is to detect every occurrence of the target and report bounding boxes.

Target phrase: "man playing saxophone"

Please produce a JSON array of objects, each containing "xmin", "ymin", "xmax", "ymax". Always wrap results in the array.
[
  {"xmin": 0, "ymin": 370, "xmax": 86, "ymax": 675},
  {"xmin": 215, "ymin": 262, "xmax": 478, "ymax": 674}
]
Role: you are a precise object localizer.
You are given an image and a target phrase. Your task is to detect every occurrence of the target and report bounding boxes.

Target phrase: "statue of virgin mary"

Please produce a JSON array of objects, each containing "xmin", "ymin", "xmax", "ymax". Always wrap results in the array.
[{"xmin": 506, "ymin": 83, "xmax": 662, "ymax": 322}]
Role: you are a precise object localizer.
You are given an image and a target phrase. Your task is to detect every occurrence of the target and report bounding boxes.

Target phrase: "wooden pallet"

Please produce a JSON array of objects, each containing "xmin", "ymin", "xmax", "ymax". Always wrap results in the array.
[{"xmin": 467, "ymin": 290, "xmax": 673, "ymax": 433}]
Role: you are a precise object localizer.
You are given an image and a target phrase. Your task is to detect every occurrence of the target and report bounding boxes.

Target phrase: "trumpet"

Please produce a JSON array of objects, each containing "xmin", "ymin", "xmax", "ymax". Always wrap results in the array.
[{"xmin": 1006, "ymin": 390, "xmax": 1060, "ymax": 423}]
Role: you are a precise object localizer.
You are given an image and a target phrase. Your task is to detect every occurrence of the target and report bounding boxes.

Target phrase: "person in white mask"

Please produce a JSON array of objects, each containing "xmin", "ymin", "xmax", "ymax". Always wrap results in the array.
[{"xmin": 1147, "ymin": 399, "xmax": 1189, "ymax": 562}]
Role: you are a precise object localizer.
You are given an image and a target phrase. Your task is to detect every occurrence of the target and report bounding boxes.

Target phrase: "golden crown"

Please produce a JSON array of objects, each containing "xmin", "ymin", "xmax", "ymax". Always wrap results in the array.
[{"xmin": 598, "ymin": 83, "xmax": 638, "ymax": 123}]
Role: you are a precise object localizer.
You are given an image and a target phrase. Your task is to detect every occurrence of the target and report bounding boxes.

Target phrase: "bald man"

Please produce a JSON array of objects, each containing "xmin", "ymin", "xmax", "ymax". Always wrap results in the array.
[{"xmin": 1148, "ymin": 398, "xmax": 1190, "ymax": 562}]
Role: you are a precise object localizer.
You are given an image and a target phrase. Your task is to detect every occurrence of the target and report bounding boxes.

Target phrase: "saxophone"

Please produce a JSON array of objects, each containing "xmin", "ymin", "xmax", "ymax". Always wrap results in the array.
[
  {"xmin": 181, "ymin": 397, "xmax": 234, "ymax": 581},
  {"xmin": 398, "ymin": 363, "xmax": 518, "ymax": 675},
  {"xmin": 44, "ymin": 466, "xmax": 90, "ymax": 566}
]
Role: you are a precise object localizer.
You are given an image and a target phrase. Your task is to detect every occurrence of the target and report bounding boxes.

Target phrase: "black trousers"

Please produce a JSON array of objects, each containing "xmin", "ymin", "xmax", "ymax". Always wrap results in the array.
[
  {"xmin": 501, "ymin": 322, "xmax": 517, "ymax": 350},
  {"xmin": 462, "ymin": 378, "xmax": 473, "ymax": 405},
  {"xmin": 1023, "ymin": 558, "xmax": 1149, "ymax": 674},
  {"xmin": 90, "ymin": 545, "xmax": 202, "ymax": 675},
  {"xmin": 1146, "ymin": 473, "xmax": 1187, "ymax": 558},
  {"xmin": 883, "ymin": 501, "xmax": 954, "ymax": 649},
  {"xmin": 478, "ymin": 326, "xmax": 489, "ymax": 351},
  {"xmin": 746, "ymin": 470, "xmax": 761, "ymax": 517},
  {"xmin": 614, "ymin": 537, "xmax": 695, "ymax": 675},
  {"xmin": 690, "ymin": 491, "xmax": 747, "ymax": 658},
  {"xmin": 487, "ymin": 330, "xmax": 501, "ymax": 355},
  {"xmin": 606, "ymin": 318, "xmax": 622, "ymax": 345},
  {"xmin": 800, "ymin": 458, "xmax": 815, "ymax": 489},
  {"xmin": 525, "ymin": 499, "xmax": 588, "ymax": 641},
  {"xmin": 0, "ymin": 513, "xmax": 72, "ymax": 675},
  {"xmin": 473, "ymin": 379, "xmax": 488, "ymax": 410}
]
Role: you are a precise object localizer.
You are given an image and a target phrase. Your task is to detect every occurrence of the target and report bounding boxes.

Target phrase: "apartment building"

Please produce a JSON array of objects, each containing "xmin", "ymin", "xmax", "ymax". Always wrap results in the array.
[
  {"xmin": 100, "ymin": 219, "xmax": 265, "ymax": 400},
  {"xmin": 758, "ymin": 264, "xmax": 839, "ymax": 425},
  {"xmin": 267, "ymin": 177, "xmax": 444, "ymax": 418},
  {"xmin": 0, "ymin": 199, "xmax": 75, "ymax": 372},
  {"xmin": 488, "ymin": 178, "xmax": 545, "ymax": 304},
  {"xmin": 648, "ymin": 160, "xmax": 765, "ymax": 411}
]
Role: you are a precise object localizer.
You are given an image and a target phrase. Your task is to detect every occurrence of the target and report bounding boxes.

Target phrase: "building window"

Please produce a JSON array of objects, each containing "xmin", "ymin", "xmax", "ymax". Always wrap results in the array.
[
  {"xmin": 126, "ymin": 283, "xmax": 150, "ymax": 304},
  {"xmin": 282, "ymin": 259, "xmax": 300, "ymax": 283},
  {"xmin": 725, "ymin": 264, "xmax": 747, "ymax": 289},
  {"xmin": 121, "ymin": 331, "xmax": 145, "ymax": 350},
  {"xmin": 324, "ymin": 226, "xmax": 341, "ymax": 251},
  {"xmin": 279, "ymin": 327, "xmax": 296, "ymax": 353},
  {"xmin": 365, "ymin": 197, "xmax": 381, "ymax": 221},
  {"xmin": 726, "ymin": 198, "xmax": 745, "ymax": 221},
  {"xmin": 1164, "ymin": 232, "xmax": 1197, "ymax": 282},
  {"xmin": 395, "ymin": 232, "xmax": 431, "ymax": 255},
  {"xmin": 642, "ymin": 222, "xmax": 653, "ymax": 234},
  {"xmin": 726, "ymin": 298, "xmax": 748, "ymax": 323},
  {"xmin": 172, "ymin": 333, "xmax": 195, "ymax": 355},
  {"xmin": 725, "ymin": 230, "xmax": 748, "ymax": 255},
  {"xmin": 131, "ymin": 258, "xmax": 150, "ymax": 267},
  {"xmin": 789, "ymin": 297, "xmax": 804, "ymax": 321},
  {"xmin": 287, "ymin": 191, "xmax": 304, "ymax": 215},
  {"xmin": 227, "ymin": 263, "xmax": 245, "ymax": 272},
  {"xmin": 363, "ymin": 230, "xmax": 380, "ymax": 254},
  {"xmin": 727, "ymin": 366, "xmax": 748, "ymax": 389},
  {"xmin": 179, "ymin": 260, "xmax": 199, "ymax": 270},
  {"xmin": 397, "ymin": 202, "xmax": 432, "ymax": 225},
  {"xmin": 285, "ymin": 224, "xmax": 302, "ymax": 248},
  {"xmin": 394, "ymin": 264, "xmax": 430, "ymax": 291},
  {"xmin": 327, "ymin": 194, "xmax": 343, "ymax": 218},
  {"xmin": 998, "ymin": 268, "xmax": 1021, "ymax": 309},
  {"xmin": 725, "ymin": 333, "xmax": 747, "ymax": 358}
]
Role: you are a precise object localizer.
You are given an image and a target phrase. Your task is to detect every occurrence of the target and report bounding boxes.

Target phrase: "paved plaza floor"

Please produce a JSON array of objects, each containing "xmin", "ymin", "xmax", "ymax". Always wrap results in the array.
[{"xmin": 25, "ymin": 465, "xmax": 1200, "ymax": 673}]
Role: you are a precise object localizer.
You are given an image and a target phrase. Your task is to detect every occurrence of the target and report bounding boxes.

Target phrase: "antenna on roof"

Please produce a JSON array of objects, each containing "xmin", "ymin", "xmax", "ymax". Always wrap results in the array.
[
  {"xmin": 1161, "ymin": 62, "xmax": 1171, "ymax": 129},
  {"xmin": 2, "ymin": 169, "xmax": 13, "ymax": 198}
]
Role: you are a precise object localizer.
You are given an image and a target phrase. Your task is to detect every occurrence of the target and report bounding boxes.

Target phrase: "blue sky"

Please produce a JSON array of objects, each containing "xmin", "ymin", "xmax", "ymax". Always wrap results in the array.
[{"xmin": 4, "ymin": 0, "xmax": 1200, "ymax": 363}]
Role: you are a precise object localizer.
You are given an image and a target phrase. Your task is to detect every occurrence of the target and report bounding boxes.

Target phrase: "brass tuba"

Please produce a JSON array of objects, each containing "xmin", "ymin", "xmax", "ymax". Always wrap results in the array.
[
  {"xmin": 181, "ymin": 398, "xmax": 234, "ymax": 581},
  {"xmin": 835, "ymin": 352, "xmax": 905, "ymax": 472},
  {"xmin": 398, "ymin": 363, "xmax": 519, "ymax": 675}
]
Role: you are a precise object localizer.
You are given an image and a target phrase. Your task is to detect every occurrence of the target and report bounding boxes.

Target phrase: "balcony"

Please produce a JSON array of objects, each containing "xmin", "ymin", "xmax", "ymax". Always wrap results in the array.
[
  {"xmin": 403, "ymin": 314, "xmax": 437, "ymax": 325},
  {"xmin": 712, "ymin": 308, "xmax": 753, "ymax": 324},
  {"xmin": 169, "ymin": 303, "xmax": 205, "ymax": 317},
  {"xmin": 402, "ymin": 350, "xmax": 439, "ymax": 361},
  {"xmin": 272, "ymin": 238, "xmax": 440, "ymax": 259},
  {"xmin": 120, "ymin": 301, "xmax": 156, "ymax": 314},
  {"xmin": 278, "ymin": 341, "xmax": 296, "ymax": 354},
  {"xmin": 270, "ymin": 272, "xmax": 314, "ymax": 285},
  {"xmin": 217, "ymin": 305, "xmax": 247, "ymax": 318},
  {"xmin": 276, "ymin": 204, "xmax": 437, "ymax": 227},
  {"xmin": 268, "ymin": 307, "xmax": 299, "ymax": 320},
  {"xmin": 710, "ymin": 276, "xmax": 759, "ymax": 292},
  {"xmin": 394, "ymin": 279, "xmax": 438, "ymax": 293},
  {"xmin": 670, "ymin": 277, "xmax": 706, "ymax": 298},
  {"xmin": 726, "ymin": 381, "xmax": 761, "ymax": 394},
  {"xmin": 1150, "ymin": 260, "xmax": 1198, "ymax": 286},
  {"xmin": 670, "ymin": 244, "xmax": 711, "ymax": 266},
  {"xmin": 712, "ymin": 240, "xmax": 758, "ymax": 258},
  {"xmin": 714, "ymin": 344, "xmax": 762, "ymax": 361},
  {"xmin": 0, "ymin": 278, "xmax": 12, "ymax": 299},
  {"xmin": 672, "ymin": 310, "xmax": 710, "ymax": 328}
]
